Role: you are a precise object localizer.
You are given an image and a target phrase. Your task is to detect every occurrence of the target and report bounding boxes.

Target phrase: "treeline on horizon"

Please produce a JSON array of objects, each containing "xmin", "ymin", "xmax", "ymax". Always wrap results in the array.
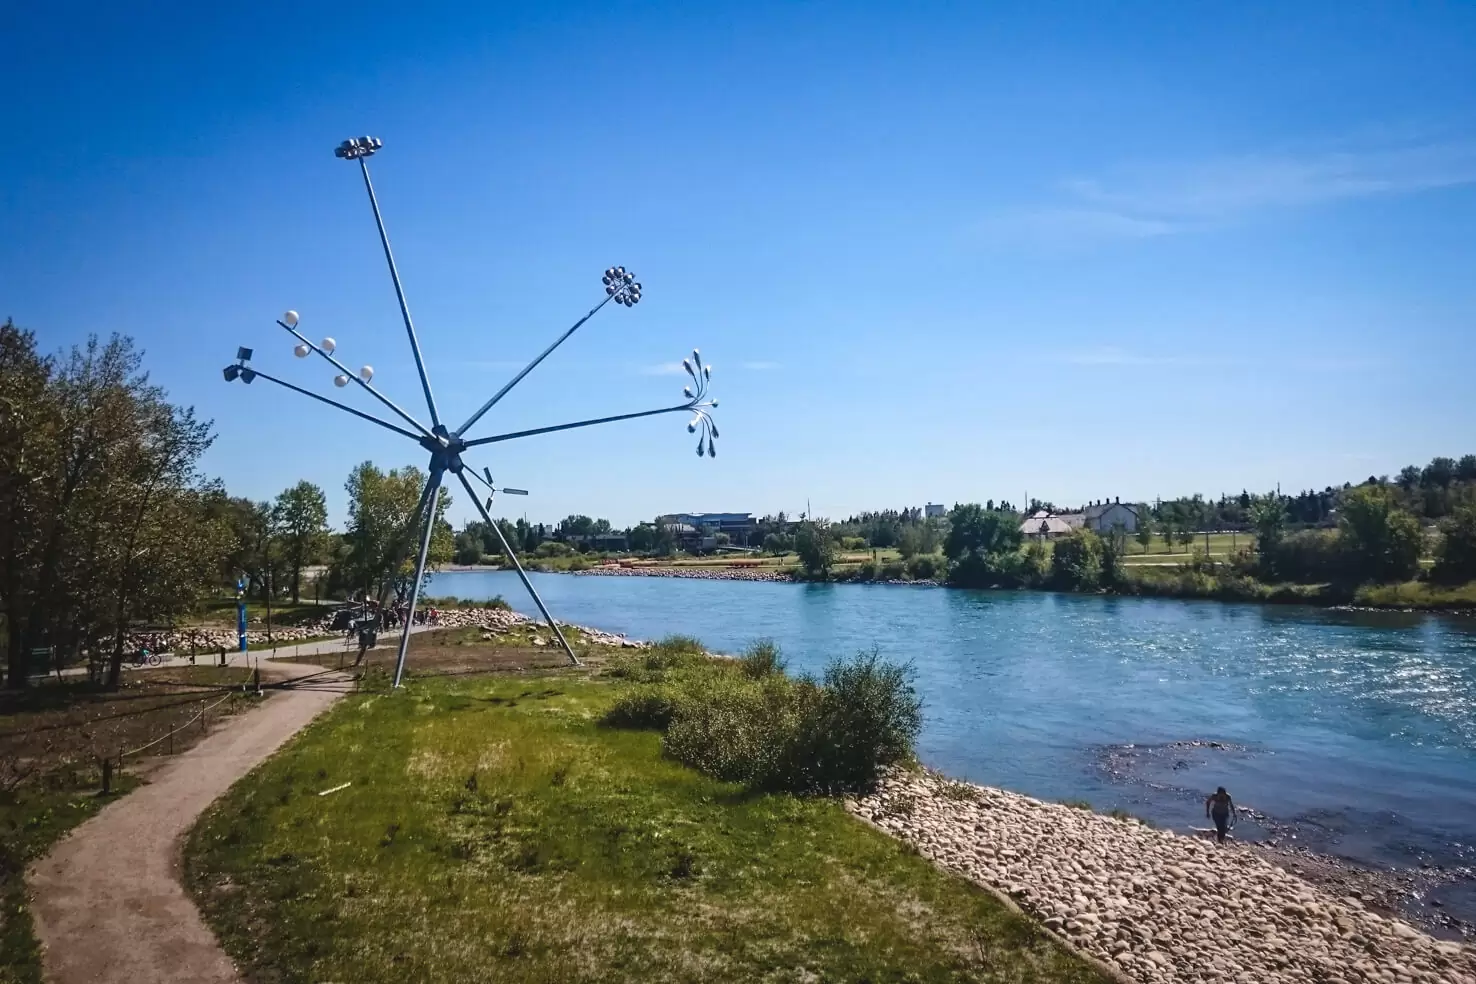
[{"xmin": 7, "ymin": 318, "xmax": 1476, "ymax": 689}]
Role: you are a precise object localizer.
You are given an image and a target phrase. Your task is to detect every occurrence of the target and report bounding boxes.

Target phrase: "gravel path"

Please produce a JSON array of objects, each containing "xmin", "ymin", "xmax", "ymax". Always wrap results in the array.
[
  {"xmin": 852, "ymin": 770, "xmax": 1476, "ymax": 984},
  {"xmin": 27, "ymin": 662, "xmax": 353, "ymax": 984}
]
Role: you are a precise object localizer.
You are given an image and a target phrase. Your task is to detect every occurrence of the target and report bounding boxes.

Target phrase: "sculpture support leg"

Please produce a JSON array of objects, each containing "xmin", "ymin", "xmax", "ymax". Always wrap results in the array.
[
  {"xmin": 454, "ymin": 470, "xmax": 580, "ymax": 666},
  {"xmin": 391, "ymin": 470, "xmax": 443, "ymax": 688}
]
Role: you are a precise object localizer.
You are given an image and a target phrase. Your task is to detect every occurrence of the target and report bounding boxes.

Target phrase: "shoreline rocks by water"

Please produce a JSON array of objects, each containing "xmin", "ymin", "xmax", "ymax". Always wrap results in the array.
[
  {"xmin": 569, "ymin": 564, "xmax": 796, "ymax": 582},
  {"xmin": 125, "ymin": 605, "xmax": 646, "ymax": 655},
  {"xmin": 851, "ymin": 769, "xmax": 1475, "ymax": 984}
]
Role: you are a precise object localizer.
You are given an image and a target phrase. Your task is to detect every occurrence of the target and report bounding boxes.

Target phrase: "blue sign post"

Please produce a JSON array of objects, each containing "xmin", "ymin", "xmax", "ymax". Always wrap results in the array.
[{"xmin": 236, "ymin": 578, "xmax": 247, "ymax": 653}]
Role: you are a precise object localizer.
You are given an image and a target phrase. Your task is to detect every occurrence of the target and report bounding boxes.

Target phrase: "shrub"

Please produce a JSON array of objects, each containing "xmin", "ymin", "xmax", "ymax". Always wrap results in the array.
[
  {"xmin": 839, "ymin": 536, "xmax": 869, "ymax": 551},
  {"xmin": 739, "ymin": 640, "xmax": 786, "ymax": 679},
  {"xmin": 607, "ymin": 635, "xmax": 708, "ymax": 681},
  {"xmin": 533, "ymin": 541, "xmax": 575, "ymax": 558},
  {"xmin": 905, "ymin": 554, "xmax": 941, "ymax": 580},
  {"xmin": 795, "ymin": 521, "xmax": 837, "ymax": 578},
  {"xmin": 601, "ymin": 686, "xmax": 681, "ymax": 730},
  {"xmin": 854, "ymin": 560, "xmax": 879, "ymax": 581},
  {"xmin": 1020, "ymin": 541, "xmax": 1049, "ymax": 586},
  {"xmin": 1262, "ymin": 529, "xmax": 1343, "ymax": 582},
  {"xmin": 879, "ymin": 560, "xmax": 907, "ymax": 581},
  {"xmin": 609, "ymin": 643, "xmax": 922, "ymax": 795},
  {"xmin": 1050, "ymin": 529, "xmax": 1104, "ymax": 590},
  {"xmin": 566, "ymin": 555, "xmax": 590, "ymax": 572},
  {"xmin": 787, "ymin": 651, "xmax": 921, "ymax": 793}
]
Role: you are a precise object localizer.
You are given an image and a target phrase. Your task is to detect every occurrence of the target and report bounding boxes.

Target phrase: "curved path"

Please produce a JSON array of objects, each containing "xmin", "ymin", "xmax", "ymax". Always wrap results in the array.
[{"xmin": 27, "ymin": 661, "xmax": 355, "ymax": 984}]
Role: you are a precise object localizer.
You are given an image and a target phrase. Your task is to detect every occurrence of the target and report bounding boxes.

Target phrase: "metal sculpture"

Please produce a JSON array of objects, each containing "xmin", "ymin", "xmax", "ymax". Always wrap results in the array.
[{"xmin": 224, "ymin": 136, "xmax": 719, "ymax": 687}]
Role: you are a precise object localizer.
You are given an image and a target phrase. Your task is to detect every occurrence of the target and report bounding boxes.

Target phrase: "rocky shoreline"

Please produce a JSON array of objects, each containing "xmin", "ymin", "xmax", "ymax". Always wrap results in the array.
[
  {"xmin": 851, "ymin": 769, "xmax": 1475, "ymax": 984},
  {"xmin": 127, "ymin": 605, "xmax": 647, "ymax": 654}
]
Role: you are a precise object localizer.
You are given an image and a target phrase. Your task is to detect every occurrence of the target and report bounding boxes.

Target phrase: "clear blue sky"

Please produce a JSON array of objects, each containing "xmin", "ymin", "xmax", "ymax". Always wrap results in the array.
[{"xmin": 6, "ymin": 1, "xmax": 1475, "ymax": 529}]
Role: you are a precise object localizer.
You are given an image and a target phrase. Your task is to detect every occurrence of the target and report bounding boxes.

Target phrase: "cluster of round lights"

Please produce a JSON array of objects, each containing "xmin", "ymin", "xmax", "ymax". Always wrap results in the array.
[
  {"xmin": 282, "ymin": 311, "xmax": 372, "ymax": 386},
  {"xmin": 334, "ymin": 136, "xmax": 383, "ymax": 160},
  {"xmin": 602, "ymin": 267, "xmax": 641, "ymax": 306}
]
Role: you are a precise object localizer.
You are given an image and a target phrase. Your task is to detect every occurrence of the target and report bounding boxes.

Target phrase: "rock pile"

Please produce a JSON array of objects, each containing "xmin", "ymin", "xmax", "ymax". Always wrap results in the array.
[
  {"xmin": 125, "ymin": 606, "xmax": 645, "ymax": 654},
  {"xmin": 851, "ymin": 770, "xmax": 1475, "ymax": 984}
]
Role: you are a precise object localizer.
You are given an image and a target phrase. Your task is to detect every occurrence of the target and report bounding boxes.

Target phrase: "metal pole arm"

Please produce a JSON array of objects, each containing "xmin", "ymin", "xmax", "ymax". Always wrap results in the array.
[
  {"xmin": 277, "ymin": 321, "xmax": 435, "ymax": 440},
  {"xmin": 359, "ymin": 157, "xmax": 441, "ymax": 429},
  {"xmin": 455, "ymin": 293, "xmax": 616, "ymax": 437},
  {"xmin": 235, "ymin": 368, "xmax": 423, "ymax": 441},
  {"xmin": 463, "ymin": 402, "xmax": 694, "ymax": 448},
  {"xmin": 454, "ymin": 469, "xmax": 580, "ymax": 666}
]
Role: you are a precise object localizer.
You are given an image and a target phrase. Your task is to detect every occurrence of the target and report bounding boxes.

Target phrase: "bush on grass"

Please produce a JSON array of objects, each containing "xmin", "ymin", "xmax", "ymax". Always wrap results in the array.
[{"xmin": 608, "ymin": 640, "xmax": 922, "ymax": 795}]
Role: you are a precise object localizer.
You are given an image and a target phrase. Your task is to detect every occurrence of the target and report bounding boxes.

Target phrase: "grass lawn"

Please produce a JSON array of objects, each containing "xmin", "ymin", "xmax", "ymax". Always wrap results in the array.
[
  {"xmin": 186, "ymin": 660, "xmax": 1108, "ymax": 984},
  {"xmin": 1, "ymin": 666, "xmax": 262, "ymax": 984}
]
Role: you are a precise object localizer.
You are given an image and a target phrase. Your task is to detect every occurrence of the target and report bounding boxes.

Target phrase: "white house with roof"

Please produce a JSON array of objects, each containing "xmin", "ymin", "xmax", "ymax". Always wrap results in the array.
[{"xmin": 1019, "ymin": 500, "xmax": 1140, "ymax": 537}]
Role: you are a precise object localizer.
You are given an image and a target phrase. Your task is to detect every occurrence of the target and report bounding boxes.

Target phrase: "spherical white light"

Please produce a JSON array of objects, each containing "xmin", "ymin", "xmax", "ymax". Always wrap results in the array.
[
  {"xmin": 321, "ymin": 337, "xmax": 337, "ymax": 354},
  {"xmin": 359, "ymin": 365, "xmax": 374, "ymax": 382},
  {"xmin": 293, "ymin": 343, "xmax": 310, "ymax": 358},
  {"xmin": 333, "ymin": 374, "xmax": 349, "ymax": 387},
  {"xmin": 283, "ymin": 310, "xmax": 300, "ymax": 327}
]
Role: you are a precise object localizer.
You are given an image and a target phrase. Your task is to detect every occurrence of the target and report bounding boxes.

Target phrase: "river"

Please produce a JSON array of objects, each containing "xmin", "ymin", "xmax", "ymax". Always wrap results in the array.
[{"xmin": 428, "ymin": 570, "xmax": 1476, "ymax": 917}]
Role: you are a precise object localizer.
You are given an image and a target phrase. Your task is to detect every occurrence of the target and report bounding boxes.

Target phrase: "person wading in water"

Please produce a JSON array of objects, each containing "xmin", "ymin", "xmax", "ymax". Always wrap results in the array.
[{"xmin": 1205, "ymin": 786, "xmax": 1235, "ymax": 843}]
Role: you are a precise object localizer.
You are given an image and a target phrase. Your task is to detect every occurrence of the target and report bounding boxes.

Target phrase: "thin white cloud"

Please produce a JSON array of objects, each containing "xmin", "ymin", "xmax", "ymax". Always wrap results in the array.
[
  {"xmin": 740, "ymin": 360, "xmax": 782, "ymax": 371},
  {"xmin": 980, "ymin": 133, "xmax": 1476, "ymax": 244}
]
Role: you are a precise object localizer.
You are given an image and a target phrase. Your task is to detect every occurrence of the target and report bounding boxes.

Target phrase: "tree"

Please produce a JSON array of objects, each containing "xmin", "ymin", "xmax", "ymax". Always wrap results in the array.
[
  {"xmin": 1135, "ymin": 518, "xmax": 1154, "ymax": 555},
  {"xmin": 556, "ymin": 515, "xmax": 596, "ymax": 539},
  {"xmin": 0, "ymin": 329, "xmax": 225, "ymax": 688},
  {"xmin": 272, "ymin": 481, "xmax": 328, "ymax": 602},
  {"xmin": 1160, "ymin": 522, "xmax": 1176, "ymax": 554},
  {"xmin": 339, "ymin": 462, "xmax": 452, "ymax": 606},
  {"xmin": 1396, "ymin": 465, "xmax": 1422, "ymax": 492},
  {"xmin": 942, "ymin": 504, "xmax": 1022, "ymax": 562},
  {"xmin": 794, "ymin": 519, "xmax": 837, "ymax": 578},
  {"xmin": 1433, "ymin": 504, "xmax": 1476, "ymax": 584},
  {"xmin": 897, "ymin": 522, "xmax": 939, "ymax": 559},
  {"xmin": 1250, "ymin": 495, "xmax": 1287, "ymax": 573},
  {"xmin": 1423, "ymin": 457, "xmax": 1457, "ymax": 488},
  {"xmin": 1174, "ymin": 522, "xmax": 1195, "ymax": 552},
  {"xmin": 1458, "ymin": 455, "xmax": 1476, "ymax": 483},
  {"xmin": 1051, "ymin": 529, "xmax": 1104, "ymax": 590},
  {"xmin": 762, "ymin": 532, "xmax": 793, "ymax": 555},
  {"xmin": 1337, "ymin": 485, "xmax": 1423, "ymax": 583}
]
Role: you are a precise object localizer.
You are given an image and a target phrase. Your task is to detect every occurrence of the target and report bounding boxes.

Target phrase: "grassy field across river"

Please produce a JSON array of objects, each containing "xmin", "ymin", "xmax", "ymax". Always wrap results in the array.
[{"xmin": 187, "ymin": 634, "xmax": 1109, "ymax": 984}]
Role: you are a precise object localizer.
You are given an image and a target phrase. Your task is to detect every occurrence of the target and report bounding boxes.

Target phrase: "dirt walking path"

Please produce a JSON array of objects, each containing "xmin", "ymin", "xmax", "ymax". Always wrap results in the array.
[{"xmin": 27, "ymin": 662, "xmax": 354, "ymax": 984}]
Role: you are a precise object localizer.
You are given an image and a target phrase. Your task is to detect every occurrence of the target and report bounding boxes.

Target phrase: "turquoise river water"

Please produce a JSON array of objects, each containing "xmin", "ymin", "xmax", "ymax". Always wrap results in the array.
[{"xmin": 430, "ymin": 570, "xmax": 1476, "ymax": 918}]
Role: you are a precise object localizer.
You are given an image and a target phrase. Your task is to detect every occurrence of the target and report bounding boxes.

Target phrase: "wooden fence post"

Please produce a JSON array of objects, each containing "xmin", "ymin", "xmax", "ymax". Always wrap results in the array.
[{"xmin": 101, "ymin": 757, "xmax": 113, "ymax": 795}]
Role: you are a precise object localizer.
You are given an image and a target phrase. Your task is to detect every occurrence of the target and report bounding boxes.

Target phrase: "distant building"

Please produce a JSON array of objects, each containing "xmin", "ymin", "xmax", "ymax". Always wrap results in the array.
[
  {"xmin": 924, "ymin": 503, "xmax": 947, "ymax": 519},
  {"xmin": 657, "ymin": 512, "xmax": 755, "ymax": 542},
  {"xmin": 1082, "ymin": 499, "xmax": 1139, "ymax": 534},
  {"xmin": 1021, "ymin": 510, "xmax": 1075, "ymax": 537},
  {"xmin": 1020, "ymin": 499, "xmax": 1139, "ymax": 537}
]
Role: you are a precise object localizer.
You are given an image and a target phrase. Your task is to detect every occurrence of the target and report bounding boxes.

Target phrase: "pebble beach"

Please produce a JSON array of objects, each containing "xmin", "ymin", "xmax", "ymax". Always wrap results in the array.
[{"xmin": 851, "ymin": 769, "xmax": 1475, "ymax": 984}]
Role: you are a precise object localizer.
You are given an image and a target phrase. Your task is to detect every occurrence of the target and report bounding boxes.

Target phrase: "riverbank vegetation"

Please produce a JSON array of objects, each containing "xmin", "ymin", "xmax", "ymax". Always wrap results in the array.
[{"xmin": 185, "ymin": 633, "xmax": 1106, "ymax": 983}]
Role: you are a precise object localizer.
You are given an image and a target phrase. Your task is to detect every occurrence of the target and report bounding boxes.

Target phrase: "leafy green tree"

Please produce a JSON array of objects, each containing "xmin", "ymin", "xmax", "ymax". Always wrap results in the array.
[
  {"xmin": 795, "ymin": 519, "xmax": 837, "ymax": 578},
  {"xmin": 340, "ymin": 462, "xmax": 452, "ymax": 606},
  {"xmin": 1433, "ymin": 504, "xmax": 1476, "ymax": 584},
  {"xmin": 1050, "ymin": 529, "xmax": 1104, "ymax": 590},
  {"xmin": 943, "ymin": 504, "xmax": 1022, "ymax": 562},
  {"xmin": 897, "ymin": 521, "xmax": 940, "ymax": 559},
  {"xmin": 1458, "ymin": 455, "xmax": 1476, "ymax": 483},
  {"xmin": 1337, "ymin": 485, "xmax": 1423, "ymax": 583},
  {"xmin": 1135, "ymin": 518, "xmax": 1154, "ymax": 554},
  {"xmin": 1250, "ymin": 495, "xmax": 1287, "ymax": 575},
  {"xmin": 1174, "ymin": 523, "xmax": 1196, "ymax": 552},
  {"xmin": 762, "ymin": 532, "xmax": 793, "ymax": 555},
  {"xmin": 1423, "ymin": 457, "xmax": 1457, "ymax": 488},
  {"xmin": 272, "ymin": 480, "xmax": 328, "ymax": 602}
]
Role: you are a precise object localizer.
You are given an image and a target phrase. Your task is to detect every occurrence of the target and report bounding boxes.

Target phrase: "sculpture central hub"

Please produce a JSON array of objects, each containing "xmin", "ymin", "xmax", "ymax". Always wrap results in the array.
[{"xmin": 422, "ymin": 425, "xmax": 465, "ymax": 474}]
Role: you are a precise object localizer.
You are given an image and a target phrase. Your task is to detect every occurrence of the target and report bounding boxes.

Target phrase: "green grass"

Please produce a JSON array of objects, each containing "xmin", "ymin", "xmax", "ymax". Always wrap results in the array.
[
  {"xmin": 1351, "ymin": 579, "xmax": 1476, "ymax": 609},
  {"xmin": 186, "ymin": 672, "xmax": 1108, "ymax": 984}
]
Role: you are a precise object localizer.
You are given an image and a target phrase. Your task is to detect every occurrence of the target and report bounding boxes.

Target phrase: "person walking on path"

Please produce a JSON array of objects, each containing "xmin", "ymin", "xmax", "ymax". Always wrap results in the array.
[{"xmin": 1205, "ymin": 786, "xmax": 1235, "ymax": 843}]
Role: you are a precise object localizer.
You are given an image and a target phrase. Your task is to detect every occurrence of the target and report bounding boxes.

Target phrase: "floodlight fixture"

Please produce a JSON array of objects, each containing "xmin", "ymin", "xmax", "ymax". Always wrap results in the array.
[{"xmin": 221, "ymin": 136, "xmax": 722, "ymax": 689}]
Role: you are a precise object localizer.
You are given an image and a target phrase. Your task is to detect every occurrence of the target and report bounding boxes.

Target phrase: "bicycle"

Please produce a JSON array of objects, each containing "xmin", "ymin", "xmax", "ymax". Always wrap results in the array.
[{"xmin": 130, "ymin": 649, "xmax": 163, "ymax": 667}]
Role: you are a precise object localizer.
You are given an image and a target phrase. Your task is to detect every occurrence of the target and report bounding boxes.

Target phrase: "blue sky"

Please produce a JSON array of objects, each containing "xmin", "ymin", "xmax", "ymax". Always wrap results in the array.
[{"xmin": 6, "ymin": 2, "xmax": 1475, "ymax": 528}]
